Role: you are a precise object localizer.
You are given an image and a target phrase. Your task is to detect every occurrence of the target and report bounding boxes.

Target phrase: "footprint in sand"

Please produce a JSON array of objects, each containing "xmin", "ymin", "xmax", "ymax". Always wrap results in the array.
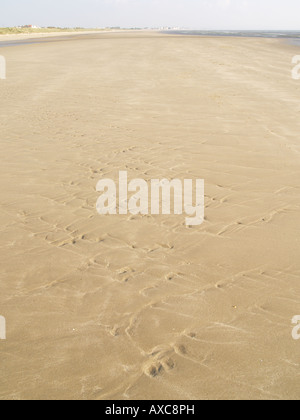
[
  {"xmin": 143, "ymin": 346, "xmax": 176, "ymax": 378},
  {"xmin": 174, "ymin": 344, "xmax": 187, "ymax": 356},
  {"xmin": 143, "ymin": 357, "xmax": 175, "ymax": 378}
]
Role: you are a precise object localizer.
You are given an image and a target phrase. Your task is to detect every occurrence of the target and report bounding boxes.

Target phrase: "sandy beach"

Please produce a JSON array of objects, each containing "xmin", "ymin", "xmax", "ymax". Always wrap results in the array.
[{"xmin": 0, "ymin": 31, "xmax": 300, "ymax": 400}]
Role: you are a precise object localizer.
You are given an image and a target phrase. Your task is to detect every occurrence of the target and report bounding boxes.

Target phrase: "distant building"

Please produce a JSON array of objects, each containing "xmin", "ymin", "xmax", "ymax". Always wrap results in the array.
[{"xmin": 22, "ymin": 25, "xmax": 40, "ymax": 29}]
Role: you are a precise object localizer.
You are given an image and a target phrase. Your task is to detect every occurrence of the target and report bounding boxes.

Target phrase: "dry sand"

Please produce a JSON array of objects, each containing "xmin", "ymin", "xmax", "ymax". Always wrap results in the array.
[{"xmin": 0, "ymin": 31, "xmax": 300, "ymax": 400}]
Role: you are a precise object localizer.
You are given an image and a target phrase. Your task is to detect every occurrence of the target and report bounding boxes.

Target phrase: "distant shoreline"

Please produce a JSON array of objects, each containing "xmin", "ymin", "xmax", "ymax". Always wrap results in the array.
[
  {"xmin": 162, "ymin": 30, "xmax": 300, "ymax": 39},
  {"xmin": 162, "ymin": 30, "xmax": 300, "ymax": 49},
  {"xmin": 0, "ymin": 29, "xmax": 144, "ymax": 45},
  {"xmin": 0, "ymin": 27, "xmax": 125, "ymax": 36},
  {"xmin": 1, "ymin": 29, "xmax": 299, "ymax": 50}
]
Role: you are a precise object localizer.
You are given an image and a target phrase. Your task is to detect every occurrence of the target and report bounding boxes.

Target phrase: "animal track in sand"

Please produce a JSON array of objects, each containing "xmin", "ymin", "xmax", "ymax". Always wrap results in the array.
[
  {"xmin": 174, "ymin": 344, "xmax": 188, "ymax": 356},
  {"xmin": 157, "ymin": 243, "xmax": 175, "ymax": 250},
  {"xmin": 147, "ymin": 243, "xmax": 175, "ymax": 254},
  {"xmin": 107, "ymin": 325, "xmax": 120, "ymax": 337},
  {"xmin": 112, "ymin": 267, "xmax": 137, "ymax": 283},
  {"xmin": 117, "ymin": 267, "xmax": 133, "ymax": 275},
  {"xmin": 143, "ymin": 346, "xmax": 176, "ymax": 378},
  {"xmin": 144, "ymin": 362, "xmax": 164, "ymax": 378},
  {"xmin": 164, "ymin": 271, "xmax": 186, "ymax": 282},
  {"xmin": 165, "ymin": 273, "xmax": 174, "ymax": 281}
]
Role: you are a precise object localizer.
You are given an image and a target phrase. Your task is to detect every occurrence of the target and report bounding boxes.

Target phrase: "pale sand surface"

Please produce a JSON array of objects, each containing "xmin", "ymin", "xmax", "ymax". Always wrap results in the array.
[{"xmin": 0, "ymin": 32, "xmax": 300, "ymax": 400}]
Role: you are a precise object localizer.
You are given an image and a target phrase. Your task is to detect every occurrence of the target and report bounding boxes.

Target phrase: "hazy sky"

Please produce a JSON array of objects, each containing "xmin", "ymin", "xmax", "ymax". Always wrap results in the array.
[{"xmin": 1, "ymin": 0, "xmax": 300, "ymax": 30}]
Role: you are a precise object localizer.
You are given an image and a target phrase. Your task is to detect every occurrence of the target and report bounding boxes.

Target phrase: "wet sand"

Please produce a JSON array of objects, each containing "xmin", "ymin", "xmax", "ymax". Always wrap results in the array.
[{"xmin": 0, "ymin": 31, "xmax": 300, "ymax": 400}]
